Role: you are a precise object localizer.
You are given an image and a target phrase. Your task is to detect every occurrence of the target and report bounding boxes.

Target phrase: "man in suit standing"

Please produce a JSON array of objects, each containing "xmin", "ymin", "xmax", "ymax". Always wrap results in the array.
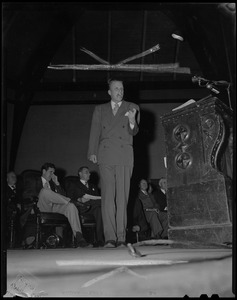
[
  {"xmin": 36, "ymin": 162, "xmax": 92, "ymax": 247},
  {"xmin": 66, "ymin": 166, "xmax": 104, "ymax": 247},
  {"xmin": 88, "ymin": 78, "xmax": 140, "ymax": 248}
]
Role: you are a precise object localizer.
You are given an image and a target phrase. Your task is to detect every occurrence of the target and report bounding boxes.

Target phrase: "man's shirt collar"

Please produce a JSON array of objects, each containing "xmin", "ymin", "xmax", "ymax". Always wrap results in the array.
[
  {"xmin": 111, "ymin": 101, "xmax": 122, "ymax": 109},
  {"xmin": 80, "ymin": 179, "xmax": 88, "ymax": 185},
  {"xmin": 41, "ymin": 177, "xmax": 48, "ymax": 186}
]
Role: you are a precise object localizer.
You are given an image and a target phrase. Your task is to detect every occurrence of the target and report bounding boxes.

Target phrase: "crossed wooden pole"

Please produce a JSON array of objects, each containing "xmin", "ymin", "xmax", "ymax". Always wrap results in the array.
[{"xmin": 48, "ymin": 44, "xmax": 190, "ymax": 74}]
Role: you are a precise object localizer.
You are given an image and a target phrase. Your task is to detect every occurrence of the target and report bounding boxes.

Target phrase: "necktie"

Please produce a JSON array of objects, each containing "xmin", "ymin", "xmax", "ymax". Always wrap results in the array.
[
  {"xmin": 113, "ymin": 103, "xmax": 119, "ymax": 116},
  {"xmin": 44, "ymin": 181, "xmax": 50, "ymax": 189},
  {"xmin": 12, "ymin": 185, "xmax": 16, "ymax": 193}
]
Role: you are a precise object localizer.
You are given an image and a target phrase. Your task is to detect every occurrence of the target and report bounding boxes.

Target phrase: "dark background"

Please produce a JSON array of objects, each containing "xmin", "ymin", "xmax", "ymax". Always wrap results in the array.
[{"xmin": 2, "ymin": 2, "xmax": 235, "ymax": 209}]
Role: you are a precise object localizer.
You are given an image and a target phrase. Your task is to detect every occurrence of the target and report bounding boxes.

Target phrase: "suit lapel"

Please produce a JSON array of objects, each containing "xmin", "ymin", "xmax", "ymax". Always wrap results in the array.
[
  {"xmin": 114, "ymin": 100, "xmax": 127, "ymax": 118},
  {"xmin": 103, "ymin": 102, "xmax": 113, "ymax": 125},
  {"xmin": 105, "ymin": 101, "xmax": 128, "ymax": 131},
  {"xmin": 78, "ymin": 180, "xmax": 88, "ymax": 192}
]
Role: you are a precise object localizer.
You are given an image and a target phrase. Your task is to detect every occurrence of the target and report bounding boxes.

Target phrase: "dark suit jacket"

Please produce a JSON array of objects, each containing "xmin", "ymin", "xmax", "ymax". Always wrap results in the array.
[
  {"xmin": 137, "ymin": 190, "xmax": 159, "ymax": 210},
  {"xmin": 7, "ymin": 184, "xmax": 21, "ymax": 217},
  {"xmin": 88, "ymin": 100, "xmax": 140, "ymax": 166},
  {"xmin": 7, "ymin": 185, "xmax": 18, "ymax": 206},
  {"xmin": 66, "ymin": 179, "xmax": 101, "ymax": 211},
  {"xmin": 133, "ymin": 197, "xmax": 150, "ymax": 233},
  {"xmin": 153, "ymin": 189, "xmax": 167, "ymax": 212}
]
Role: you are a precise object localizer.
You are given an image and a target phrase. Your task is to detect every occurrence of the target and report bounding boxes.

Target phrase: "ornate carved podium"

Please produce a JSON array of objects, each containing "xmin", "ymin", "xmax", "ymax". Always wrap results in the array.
[{"xmin": 161, "ymin": 96, "xmax": 233, "ymax": 247}]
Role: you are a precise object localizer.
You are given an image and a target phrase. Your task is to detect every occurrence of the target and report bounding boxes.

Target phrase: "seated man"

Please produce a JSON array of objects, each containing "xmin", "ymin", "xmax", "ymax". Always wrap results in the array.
[
  {"xmin": 24, "ymin": 162, "xmax": 92, "ymax": 248},
  {"xmin": 66, "ymin": 166, "xmax": 104, "ymax": 247},
  {"xmin": 136, "ymin": 179, "xmax": 168, "ymax": 239},
  {"xmin": 131, "ymin": 196, "xmax": 151, "ymax": 242},
  {"xmin": 152, "ymin": 177, "xmax": 168, "ymax": 212},
  {"xmin": 6, "ymin": 170, "xmax": 22, "ymax": 247}
]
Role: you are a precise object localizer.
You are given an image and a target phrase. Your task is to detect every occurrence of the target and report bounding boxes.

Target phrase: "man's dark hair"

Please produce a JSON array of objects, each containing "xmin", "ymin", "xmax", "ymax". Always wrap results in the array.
[
  {"xmin": 107, "ymin": 78, "xmax": 123, "ymax": 88},
  {"xmin": 41, "ymin": 162, "xmax": 56, "ymax": 173},
  {"xmin": 138, "ymin": 178, "xmax": 148, "ymax": 186},
  {"xmin": 78, "ymin": 166, "xmax": 89, "ymax": 174}
]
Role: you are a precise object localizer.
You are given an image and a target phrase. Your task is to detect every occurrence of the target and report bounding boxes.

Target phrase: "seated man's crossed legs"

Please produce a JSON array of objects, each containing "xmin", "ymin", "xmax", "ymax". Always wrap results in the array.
[
  {"xmin": 38, "ymin": 188, "xmax": 92, "ymax": 247},
  {"xmin": 80, "ymin": 203, "xmax": 104, "ymax": 247},
  {"xmin": 157, "ymin": 211, "xmax": 168, "ymax": 239},
  {"xmin": 145, "ymin": 210, "xmax": 168, "ymax": 239}
]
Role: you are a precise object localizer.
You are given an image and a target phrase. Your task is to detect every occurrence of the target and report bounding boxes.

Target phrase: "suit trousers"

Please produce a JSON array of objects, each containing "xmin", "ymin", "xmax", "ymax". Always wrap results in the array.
[
  {"xmin": 83, "ymin": 204, "xmax": 104, "ymax": 243},
  {"xmin": 38, "ymin": 188, "xmax": 82, "ymax": 237},
  {"xmin": 158, "ymin": 211, "xmax": 168, "ymax": 238},
  {"xmin": 99, "ymin": 164, "xmax": 133, "ymax": 242},
  {"xmin": 144, "ymin": 211, "xmax": 168, "ymax": 238}
]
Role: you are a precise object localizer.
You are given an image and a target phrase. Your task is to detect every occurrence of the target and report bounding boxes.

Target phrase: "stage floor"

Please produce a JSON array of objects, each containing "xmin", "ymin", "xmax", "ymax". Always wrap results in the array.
[{"xmin": 4, "ymin": 243, "xmax": 234, "ymax": 297}]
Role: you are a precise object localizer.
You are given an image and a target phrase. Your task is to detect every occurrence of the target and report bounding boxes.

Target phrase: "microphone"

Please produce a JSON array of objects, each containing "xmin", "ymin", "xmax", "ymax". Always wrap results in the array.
[
  {"xmin": 206, "ymin": 83, "xmax": 220, "ymax": 94},
  {"xmin": 192, "ymin": 76, "xmax": 230, "ymax": 95},
  {"xmin": 192, "ymin": 76, "xmax": 209, "ymax": 84}
]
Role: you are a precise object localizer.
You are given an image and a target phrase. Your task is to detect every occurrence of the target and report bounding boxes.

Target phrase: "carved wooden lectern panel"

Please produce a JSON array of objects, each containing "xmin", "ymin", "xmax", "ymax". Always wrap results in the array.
[{"xmin": 161, "ymin": 96, "xmax": 232, "ymax": 247}]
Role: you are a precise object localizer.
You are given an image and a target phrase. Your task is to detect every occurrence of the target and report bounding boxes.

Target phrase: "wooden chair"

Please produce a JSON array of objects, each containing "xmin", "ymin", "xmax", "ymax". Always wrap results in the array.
[{"xmin": 35, "ymin": 209, "xmax": 72, "ymax": 248}]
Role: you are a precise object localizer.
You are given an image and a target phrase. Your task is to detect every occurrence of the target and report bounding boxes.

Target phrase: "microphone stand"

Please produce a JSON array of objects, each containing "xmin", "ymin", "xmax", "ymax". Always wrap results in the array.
[
  {"xmin": 226, "ymin": 84, "xmax": 232, "ymax": 110},
  {"xmin": 194, "ymin": 76, "xmax": 232, "ymax": 110}
]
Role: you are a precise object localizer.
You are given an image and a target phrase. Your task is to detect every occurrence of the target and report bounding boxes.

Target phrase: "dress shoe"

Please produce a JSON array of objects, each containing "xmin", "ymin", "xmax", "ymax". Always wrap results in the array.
[
  {"xmin": 25, "ymin": 236, "xmax": 35, "ymax": 245},
  {"xmin": 23, "ymin": 236, "xmax": 36, "ymax": 249},
  {"xmin": 77, "ymin": 239, "xmax": 93, "ymax": 248},
  {"xmin": 116, "ymin": 241, "xmax": 126, "ymax": 248},
  {"xmin": 153, "ymin": 234, "xmax": 162, "ymax": 240},
  {"xmin": 75, "ymin": 231, "xmax": 92, "ymax": 247},
  {"xmin": 23, "ymin": 242, "xmax": 36, "ymax": 250},
  {"xmin": 104, "ymin": 240, "xmax": 116, "ymax": 248},
  {"xmin": 93, "ymin": 241, "xmax": 105, "ymax": 247}
]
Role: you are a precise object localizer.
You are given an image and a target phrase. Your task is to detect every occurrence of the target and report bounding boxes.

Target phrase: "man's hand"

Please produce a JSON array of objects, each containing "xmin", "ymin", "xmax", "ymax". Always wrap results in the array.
[
  {"xmin": 132, "ymin": 225, "xmax": 140, "ymax": 232},
  {"xmin": 89, "ymin": 154, "xmax": 97, "ymax": 164},
  {"xmin": 83, "ymin": 194, "xmax": 101, "ymax": 200},
  {"xmin": 51, "ymin": 173, "xmax": 60, "ymax": 185},
  {"xmin": 127, "ymin": 108, "xmax": 136, "ymax": 125},
  {"xmin": 78, "ymin": 197, "xmax": 90, "ymax": 203}
]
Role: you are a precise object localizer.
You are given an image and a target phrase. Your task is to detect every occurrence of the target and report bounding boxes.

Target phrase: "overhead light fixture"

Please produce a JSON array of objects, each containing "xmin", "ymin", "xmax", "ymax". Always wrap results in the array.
[{"xmin": 171, "ymin": 31, "xmax": 184, "ymax": 42}]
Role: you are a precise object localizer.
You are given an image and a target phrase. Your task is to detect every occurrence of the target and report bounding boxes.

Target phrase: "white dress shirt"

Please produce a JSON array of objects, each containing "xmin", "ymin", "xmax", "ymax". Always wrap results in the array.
[
  {"xmin": 80, "ymin": 179, "xmax": 88, "ymax": 188},
  {"xmin": 41, "ymin": 177, "xmax": 51, "ymax": 189},
  {"xmin": 161, "ymin": 188, "xmax": 166, "ymax": 194},
  {"xmin": 111, "ymin": 100, "xmax": 122, "ymax": 110}
]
